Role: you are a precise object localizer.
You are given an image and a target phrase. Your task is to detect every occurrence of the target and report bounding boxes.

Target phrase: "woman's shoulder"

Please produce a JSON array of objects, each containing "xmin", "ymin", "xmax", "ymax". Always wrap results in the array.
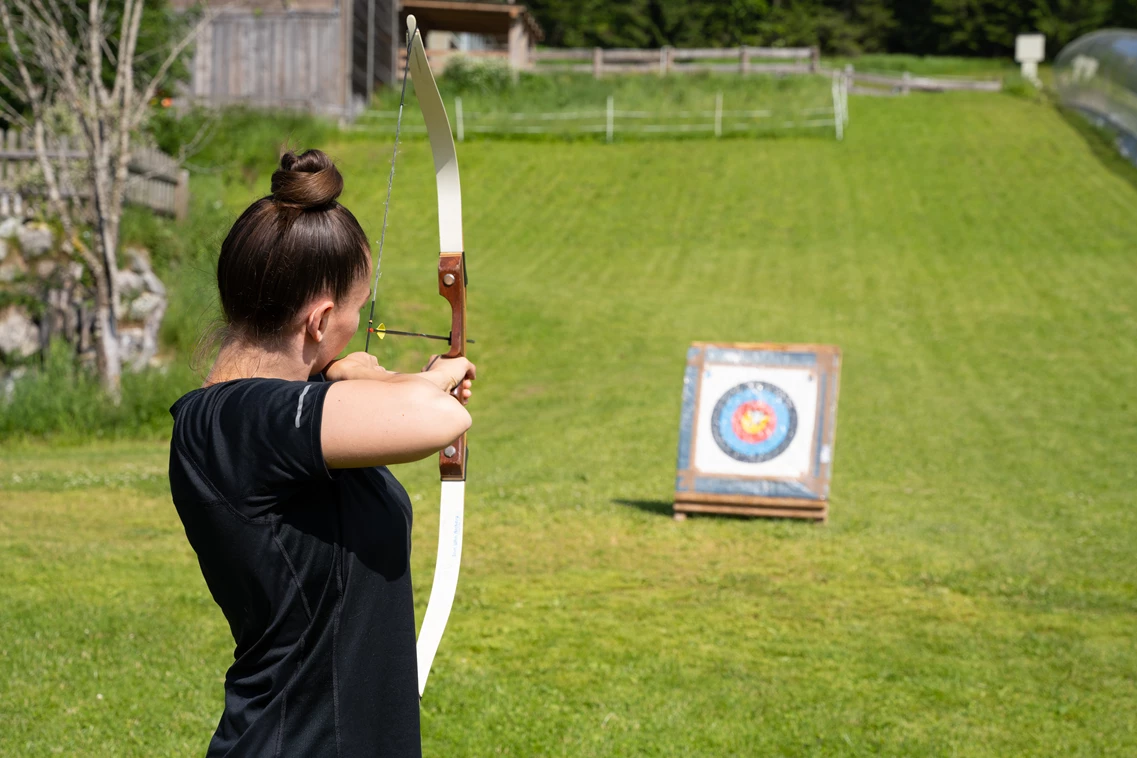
[
  {"xmin": 169, "ymin": 375, "xmax": 339, "ymax": 503},
  {"xmin": 171, "ymin": 376, "xmax": 325, "ymax": 415},
  {"xmin": 169, "ymin": 376, "xmax": 333, "ymax": 451}
]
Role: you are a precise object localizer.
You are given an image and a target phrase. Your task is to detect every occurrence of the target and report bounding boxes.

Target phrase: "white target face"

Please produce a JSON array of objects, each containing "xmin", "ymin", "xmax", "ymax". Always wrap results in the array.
[{"xmin": 693, "ymin": 364, "xmax": 820, "ymax": 479}]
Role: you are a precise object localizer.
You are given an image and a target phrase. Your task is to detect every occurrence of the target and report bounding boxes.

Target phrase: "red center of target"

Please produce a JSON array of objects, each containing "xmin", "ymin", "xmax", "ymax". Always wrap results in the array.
[{"xmin": 731, "ymin": 400, "xmax": 776, "ymax": 444}]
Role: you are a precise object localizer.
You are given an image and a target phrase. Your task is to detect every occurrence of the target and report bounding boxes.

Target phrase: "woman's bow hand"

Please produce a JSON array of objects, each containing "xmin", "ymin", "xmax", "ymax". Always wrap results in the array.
[{"xmin": 423, "ymin": 356, "xmax": 476, "ymax": 405}]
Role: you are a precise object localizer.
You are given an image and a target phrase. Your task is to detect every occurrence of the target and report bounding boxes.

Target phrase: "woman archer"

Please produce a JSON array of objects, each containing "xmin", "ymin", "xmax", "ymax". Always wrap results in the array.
[{"xmin": 168, "ymin": 149, "xmax": 474, "ymax": 757}]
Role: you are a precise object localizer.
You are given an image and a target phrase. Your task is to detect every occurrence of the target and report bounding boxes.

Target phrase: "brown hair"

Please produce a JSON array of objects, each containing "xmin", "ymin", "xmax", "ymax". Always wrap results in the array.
[{"xmin": 215, "ymin": 149, "xmax": 370, "ymax": 344}]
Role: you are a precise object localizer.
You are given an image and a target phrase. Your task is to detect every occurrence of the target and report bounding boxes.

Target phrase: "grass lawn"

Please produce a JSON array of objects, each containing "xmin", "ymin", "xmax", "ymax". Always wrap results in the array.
[
  {"xmin": 358, "ymin": 72, "xmax": 839, "ymax": 141},
  {"xmin": 823, "ymin": 53, "xmax": 1016, "ymax": 77},
  {"xmin": 3, "ymin": 89, "xmax": 1137, "ymax": 755}
]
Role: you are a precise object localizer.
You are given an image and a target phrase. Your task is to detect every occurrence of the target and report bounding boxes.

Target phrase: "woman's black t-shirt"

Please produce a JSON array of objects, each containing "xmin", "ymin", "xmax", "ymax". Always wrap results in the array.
[{"xmin": 168, "ymin": 377, "xmax": 421, "ymax": 758}]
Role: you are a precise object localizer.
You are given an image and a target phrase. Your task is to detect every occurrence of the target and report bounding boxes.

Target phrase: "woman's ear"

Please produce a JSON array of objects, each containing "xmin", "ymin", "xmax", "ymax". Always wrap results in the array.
[{"xmin": 306, "ymin": 299, "xmax": 336, "ymax": 343}]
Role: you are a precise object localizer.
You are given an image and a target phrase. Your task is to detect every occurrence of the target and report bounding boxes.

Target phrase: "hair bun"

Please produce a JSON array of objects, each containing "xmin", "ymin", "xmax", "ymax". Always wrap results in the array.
[{"xmin": 270, "ymin": 149, "xmax": 343, "ymax": 209}]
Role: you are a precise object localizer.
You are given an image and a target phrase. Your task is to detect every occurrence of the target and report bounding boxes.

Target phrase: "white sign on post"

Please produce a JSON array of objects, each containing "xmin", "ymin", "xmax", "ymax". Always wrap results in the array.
[{"xmin": 1015, "ymin": 34, "xmax": 1045, "ymax": 84}]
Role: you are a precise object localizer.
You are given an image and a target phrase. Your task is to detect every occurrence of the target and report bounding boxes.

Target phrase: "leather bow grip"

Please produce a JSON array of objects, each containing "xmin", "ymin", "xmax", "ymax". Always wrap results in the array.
[{"xmin": 439, "ymin": 252, "xmax": 467, "ymax": 482}]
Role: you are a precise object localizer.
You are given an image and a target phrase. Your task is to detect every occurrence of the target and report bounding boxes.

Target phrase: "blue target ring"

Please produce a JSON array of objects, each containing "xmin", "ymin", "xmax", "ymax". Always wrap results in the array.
[{"xmin": 710, "ymin": 381, "xmax": 797, "ymax": 463}]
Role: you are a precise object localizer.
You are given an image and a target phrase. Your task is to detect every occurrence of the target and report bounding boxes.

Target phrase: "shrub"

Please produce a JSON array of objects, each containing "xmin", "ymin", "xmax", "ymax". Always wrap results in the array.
[{"xmin": 440, "ymin": 55, "xmax": 516, "ymax": 95}]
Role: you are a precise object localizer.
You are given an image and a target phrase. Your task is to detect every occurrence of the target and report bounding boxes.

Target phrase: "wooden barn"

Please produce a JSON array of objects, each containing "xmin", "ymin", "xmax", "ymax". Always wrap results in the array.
[{"xmin": 174, "ymin": 0, "xmax": 543, "ymax": 117}]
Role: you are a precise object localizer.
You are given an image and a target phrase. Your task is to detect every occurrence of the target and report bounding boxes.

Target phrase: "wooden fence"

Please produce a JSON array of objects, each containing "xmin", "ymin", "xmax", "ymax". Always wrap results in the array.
[
  {"xmin": 396, "ymin": 46, "xmax": 1003, "ymax": 97},
  {"xmin": 534, "ymin": 46, "xmax": 821, "ymax": 78},
  {"xmin": 399, "ymin": 45, "xmax": 820, "ymax": 79},
  {"xmin": 353, "ymin": 77, "xmax": 850, "ymax": 142},
  {"xmin": 0, "ymin": 129, "xmax": 189, "ymax": 221},
  {"xmin": 835, "ymin": 66, "xmax": 1002, "ymax": 95}
]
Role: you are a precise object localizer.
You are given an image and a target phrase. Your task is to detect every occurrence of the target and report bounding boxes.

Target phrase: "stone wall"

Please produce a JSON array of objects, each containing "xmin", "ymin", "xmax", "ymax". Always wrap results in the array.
[{"xmin": 0, "ymin": 214, "xmax": 168, "ymax": 374}]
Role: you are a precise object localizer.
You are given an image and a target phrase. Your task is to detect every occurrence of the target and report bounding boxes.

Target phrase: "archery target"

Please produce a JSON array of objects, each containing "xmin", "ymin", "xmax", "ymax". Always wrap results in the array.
[
  {"xmin": 694, "ymin": 364, "xmax": 819, "ymax": 479},
  {"xmin": 710, "ymin": 382, "xmax": 797, "ymax": 463}
]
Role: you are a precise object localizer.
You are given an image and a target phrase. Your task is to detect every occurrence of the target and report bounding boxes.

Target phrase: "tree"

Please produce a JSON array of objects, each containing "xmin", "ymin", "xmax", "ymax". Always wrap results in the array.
[{"xmin": 0, "ymin": 0, "xmax": 210, "ymax": 396}]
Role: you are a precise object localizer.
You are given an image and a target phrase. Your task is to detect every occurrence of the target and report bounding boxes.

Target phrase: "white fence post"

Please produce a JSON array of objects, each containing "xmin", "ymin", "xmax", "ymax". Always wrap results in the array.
[
  {"xmin": 832, "ymin": 73, "xmax": 844, "ymax": 141},
  {"xmin": 606, "ymin": 95, "xmax": 614, "ymax": 143},
  {"xmin": 843, "ymin": 74, "xmax": 850, "ymax": 126},
  {"xmin": 456, "ymin": 96, "xmax": 464, "ymax": 142},
  {"xmin": 714, "ymin": 92, "xmax": 723, "ymax": 137}
]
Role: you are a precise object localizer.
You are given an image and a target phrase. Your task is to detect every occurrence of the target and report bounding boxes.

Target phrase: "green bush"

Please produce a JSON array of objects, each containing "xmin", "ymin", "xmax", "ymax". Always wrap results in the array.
[
  {"xmin": 149, "ymin": 106, "xmax": 338, "ymax": 185},
  {"xmin": 440, "ymin": 55, "xmax": 516, "ymax": 95}
]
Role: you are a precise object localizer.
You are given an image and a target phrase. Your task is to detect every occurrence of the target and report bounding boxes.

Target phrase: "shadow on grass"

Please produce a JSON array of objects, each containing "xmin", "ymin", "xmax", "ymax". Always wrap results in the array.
[
  {"xmin": 1057, "ymin": 105, "xmax": 1137, "ymax": 195},
  {"xmin": 612, "ymin": 498, "xmax": 674, "ymax": 517}
]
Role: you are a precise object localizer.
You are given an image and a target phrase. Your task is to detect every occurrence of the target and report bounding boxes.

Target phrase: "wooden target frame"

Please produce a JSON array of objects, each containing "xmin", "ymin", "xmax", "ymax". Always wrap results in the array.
[{"xmin": 674, "ymin": 342, "xmax": 842, "ymax": 522}]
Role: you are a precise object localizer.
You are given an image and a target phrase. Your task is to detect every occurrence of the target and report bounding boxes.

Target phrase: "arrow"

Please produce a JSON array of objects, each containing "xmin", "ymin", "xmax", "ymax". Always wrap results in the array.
[{"xmin": 368, "ymin": 324, "xmax": 476, "ymax": 343}]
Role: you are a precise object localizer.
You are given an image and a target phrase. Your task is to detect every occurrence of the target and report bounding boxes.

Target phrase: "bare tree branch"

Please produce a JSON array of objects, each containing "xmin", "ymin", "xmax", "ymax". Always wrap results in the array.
[
  {"xmin": 1, "ymin": 0, "xmax": 206, "ymax": 395},
  {"xmin": 133, "ymin": 8, "xmax": 215, "ymax": 127},
  {"xmin": 0, "ymin": 0, "xmax": 45, "ymax": 115},
  {"xmin": 109, "ymin": 0, "xmax": 140, "ymax": 112},
  {"xmin": 0, "ymin": 68, "xmax": 30, "ymax": 102},
  {"xmin": 0, "ymin": 94, "xmax": 32, "ymax": 128}
]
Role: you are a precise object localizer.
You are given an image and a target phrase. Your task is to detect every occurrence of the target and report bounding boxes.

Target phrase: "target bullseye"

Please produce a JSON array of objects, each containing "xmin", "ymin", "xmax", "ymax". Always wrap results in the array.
[{"xmin": 710, "ymin": 381, "xmax": 798, "ymax": 463}]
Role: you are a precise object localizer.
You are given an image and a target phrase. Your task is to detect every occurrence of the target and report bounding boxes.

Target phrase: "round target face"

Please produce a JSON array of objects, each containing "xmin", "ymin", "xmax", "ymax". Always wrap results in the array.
[{"xmin": 710, "ymin": 381, "xmax": 798, "ymax": 463}]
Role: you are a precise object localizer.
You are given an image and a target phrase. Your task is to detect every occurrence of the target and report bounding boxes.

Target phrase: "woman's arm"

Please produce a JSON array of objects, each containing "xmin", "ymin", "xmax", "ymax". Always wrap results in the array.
[{"xmin": 320, "ymin": 353, "xmax": 475, "ymax": 469}]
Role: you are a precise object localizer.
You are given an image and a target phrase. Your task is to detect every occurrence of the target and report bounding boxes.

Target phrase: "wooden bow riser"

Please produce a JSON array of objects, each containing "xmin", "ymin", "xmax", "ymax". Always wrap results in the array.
[{"xmin": 438, "ymin": 251, "xmax": 467, "ymax": 482}]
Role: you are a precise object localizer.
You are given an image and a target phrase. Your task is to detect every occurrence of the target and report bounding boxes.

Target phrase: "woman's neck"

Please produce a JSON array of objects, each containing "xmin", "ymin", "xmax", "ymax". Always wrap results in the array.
[{"xmin": 205, "ymin": 339, "xmax": 313, "ymax": 387}]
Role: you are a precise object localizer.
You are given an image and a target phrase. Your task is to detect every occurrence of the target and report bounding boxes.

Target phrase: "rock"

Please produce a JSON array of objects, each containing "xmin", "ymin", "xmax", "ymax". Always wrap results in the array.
[
  {"xmin": 35, "ymin": 260, "xmax": 58, "ymax": 279},
  {"xmin": 0, "ymin": 305, "xmax": 41, "ymax": 359},
  {"xmin": 128, "ymin": 291, "xmax": 165, "ymax": 320},
  {"xmin": 0, "ymin": 256, "xmax": 27, "ymax": 283},
  {"xmin": 16, "ymin": 222, "xmax": 54, "ymax": 258},
  {"xmin": 141, "ymin": 270, "xmax": 166, "ymax": 297},
  {"xmin": 0, "ymin": 217, "xmax": 20, "ymax": 240},
  {"xmin": 116, "ymin": 270, "xmax": 145, "ymax": 298},
  {"xmin": 114, "ymin": 247, "xmax": 167, "ymax": 370},
  {"xmin": 117, "ymin": 326, "xmax": 146, "ymax": 363},
  {"xmin": 124, "ymin": 246, "xmax": 151, "ymax": 273}
]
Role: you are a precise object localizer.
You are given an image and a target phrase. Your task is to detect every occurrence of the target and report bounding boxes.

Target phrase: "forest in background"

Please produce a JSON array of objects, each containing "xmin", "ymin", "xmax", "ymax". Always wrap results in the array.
[{"xmin": 526, "ymin": 0, "xmax": 1137, "ymax": 56}]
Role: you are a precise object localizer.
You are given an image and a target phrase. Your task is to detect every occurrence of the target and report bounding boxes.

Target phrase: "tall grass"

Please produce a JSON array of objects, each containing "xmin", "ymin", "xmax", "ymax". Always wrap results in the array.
[{"xmin": 0, "ymin": 342, "xmax": 197, "ymax": 442}]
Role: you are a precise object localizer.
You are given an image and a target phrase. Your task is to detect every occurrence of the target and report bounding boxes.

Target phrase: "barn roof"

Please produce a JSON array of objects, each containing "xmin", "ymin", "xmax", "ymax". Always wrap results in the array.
[{"xmin": 400, "ymin": 0, "xmax": 543, "ymax": 42}]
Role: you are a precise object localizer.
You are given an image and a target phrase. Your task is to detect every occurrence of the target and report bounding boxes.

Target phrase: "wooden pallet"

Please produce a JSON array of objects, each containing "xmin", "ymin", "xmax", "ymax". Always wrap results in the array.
[{"xmin": 673, "ymin": 494, "xmax": 827, "ymax": 522}]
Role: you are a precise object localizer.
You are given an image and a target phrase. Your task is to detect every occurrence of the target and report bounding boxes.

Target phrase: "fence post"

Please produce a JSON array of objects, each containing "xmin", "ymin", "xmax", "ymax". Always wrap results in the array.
[
  {"xmin": 739, "ymin": 46, "xmax": 750, "ymax": 76},
  {"xmin": 606, "ymin": 95, "xmax": 614, "ymax": 143},
  {"xmin": 174, "ymin": 169, "xmax": 190, "ymax": 224},
  {"xmin": 832, "ymin": 74, "xmax": 843, "ymax": 142},
  {"xmin": 902, "ymin": 71, "xmax": 911, "ymax": 96},
  {"xmin": 659, "ymin": 46, "xmax": 667, "ymax": 76},
  {"xmin": 810, "ymin": 46, "xmax": 820, "ymax": 73},
  {"xmin": 714, "ymin": 92, "xmax": 723, "ymax": 138},
  {"xmin": 593, "ymin": 47, "xmax": 603, "ymax": 79},
  {"xmin": 456, "ymin": 96, "xmax": 465, "ymax": 142},
  {"xmin": 59, "ymin": 135, "xmax": 69, "ymax": 200},
  {"xmin": 843, "ymin": 74, "xmax": 850, "ymax": 126}
]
